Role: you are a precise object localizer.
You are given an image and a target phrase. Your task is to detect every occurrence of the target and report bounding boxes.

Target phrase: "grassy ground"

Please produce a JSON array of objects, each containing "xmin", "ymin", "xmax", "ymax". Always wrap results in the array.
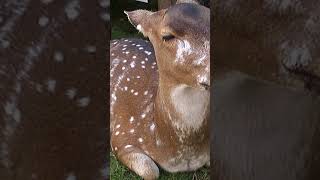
[
  {"xmin": 110, "ymin": 1, "xmax": 209, "ymax": 179},
  {"xmin": 110, "ymin": 153, "xmax": 209, "ymax": 180}
]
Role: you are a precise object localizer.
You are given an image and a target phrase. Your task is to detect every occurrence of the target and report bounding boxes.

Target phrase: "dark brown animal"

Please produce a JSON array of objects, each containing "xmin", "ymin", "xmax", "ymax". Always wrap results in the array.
[
  {"xmin": 212, "ymin": 69, "xmax": 320, "ymax": 180},
  {"xmin": 213, "ymin": 0, "xmax": 320, "ymax": 93},
  {"xmin": 0, "ymin": 1, "xmax": 108, "ymax": 179}
]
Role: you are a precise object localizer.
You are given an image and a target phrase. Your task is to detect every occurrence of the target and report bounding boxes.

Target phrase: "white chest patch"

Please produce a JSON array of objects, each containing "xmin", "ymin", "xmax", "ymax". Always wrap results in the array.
[{"xmin": 170, "ymin": 84, "xmax": 209, "ymax": 133}]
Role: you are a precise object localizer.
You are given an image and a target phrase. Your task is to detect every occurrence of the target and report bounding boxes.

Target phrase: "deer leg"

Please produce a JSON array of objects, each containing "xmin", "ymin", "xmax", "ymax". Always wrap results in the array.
[{"xmin": 117, "ymin": 148, "xmax": 159, "ymax": 180}]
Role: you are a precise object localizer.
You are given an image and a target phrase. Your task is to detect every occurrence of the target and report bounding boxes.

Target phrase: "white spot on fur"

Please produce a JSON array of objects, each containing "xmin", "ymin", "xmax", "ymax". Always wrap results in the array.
[
  {"xmin": 136, "ymin": 24, "xmax": 143, "ymax": 32},
  {"xmin": 129, "ymin": 116, "xmax": 134, "ymax": 123},
  {"xmin": 77, "ymin": 97, "xmax": 90, "ymax": 107},
  {"xmin": 129, "ymin": 129, "xmax": 135, "ymax": 133},
  {"xmin": 66, "ymin": 88, "xmax": 77, "ymax": 99},
  {"xmin": 66, "ymin": 172, "xmax": 76, "ymax": 180},
  {"xmin": 38, "ymin": 16, "xmax": 49, "ymax": 26},
  {"xmin": 124, "ymin": 145, "xmax": 133, "ymax": 148},
  {"xmin": 144, "ymin": 51, "xmax": 152, "ymax": 55},
  {"xmin": 115, "ymin": 131, "xmax": 120, "ymax": 135},
  {"xmin": 86, "ymin": 45, "xmax": 96, "ymax": 53},
  {"xmin": 138, "ymin": 138, "xmax": 143, "ymax": 142},
  {"xmin": 141, "ymin": 113, "xmax": 146, "ymax": 118},
  {"xmin": 47, "ymin": 79, "xmax": 56, "ymax": 92},
  {"xmin": 130, "ymin": 61, "xmax": 136, "ymax": 68},
  {"xmin": 150, "ymin": 123, "xmax": 155, "ymax": 131},
  {"xmin": 280, "ymin": 41, "xmax": 312, "ymax": 68},
  {"xmin": 65, "ymin": 0, "xmax": 80, "ymax": 20},
  {"xmin": 54, "ymin": 51, "xmax": 64, "ymax": 62}
]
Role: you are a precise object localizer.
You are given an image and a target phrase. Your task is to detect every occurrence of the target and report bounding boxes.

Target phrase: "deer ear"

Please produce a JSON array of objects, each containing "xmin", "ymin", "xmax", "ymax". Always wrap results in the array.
[
  {"xmin": 176, "ymin": 0, "xmax": 199, "ymax": 4},
  {"xmin": 124, "ymin": 10, "xmax": 152, "ymax": 35}
]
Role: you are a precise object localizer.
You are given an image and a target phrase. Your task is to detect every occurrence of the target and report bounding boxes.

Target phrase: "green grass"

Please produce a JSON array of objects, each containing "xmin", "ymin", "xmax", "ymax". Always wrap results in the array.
[{"xmin": 110, "ymin": 153, "xmax": 209, "ymax": 180}]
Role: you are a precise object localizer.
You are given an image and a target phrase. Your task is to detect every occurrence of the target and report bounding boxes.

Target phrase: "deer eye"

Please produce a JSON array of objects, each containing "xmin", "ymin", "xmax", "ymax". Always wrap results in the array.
[{"xmin": 162, "ymin": 34, "xmax": 175, "ymax": 41}]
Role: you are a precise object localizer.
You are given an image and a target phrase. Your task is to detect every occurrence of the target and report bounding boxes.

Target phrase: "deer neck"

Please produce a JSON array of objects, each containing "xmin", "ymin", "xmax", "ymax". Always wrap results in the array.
[{"xmin": 155, "ymin": 75, "xmax": 210, "ymax": 141}]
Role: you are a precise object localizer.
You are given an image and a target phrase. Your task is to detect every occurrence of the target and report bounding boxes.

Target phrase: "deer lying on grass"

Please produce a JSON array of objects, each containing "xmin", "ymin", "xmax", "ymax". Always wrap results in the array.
[{"xmin": 110, "ymin": 1, "xmax": 210, "ymax": 179}]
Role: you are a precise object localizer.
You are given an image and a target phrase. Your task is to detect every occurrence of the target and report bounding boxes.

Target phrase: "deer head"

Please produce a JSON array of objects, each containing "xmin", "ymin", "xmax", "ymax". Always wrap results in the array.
[{"xmin": 125, "ymin": 3, "xmax": 210, "ymax": 91}]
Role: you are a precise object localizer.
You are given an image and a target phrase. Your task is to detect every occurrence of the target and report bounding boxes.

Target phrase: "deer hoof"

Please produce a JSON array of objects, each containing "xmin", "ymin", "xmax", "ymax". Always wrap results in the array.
[{"xmin": 121, "ymin": 152, "xmax": 159, "ymax": 180}]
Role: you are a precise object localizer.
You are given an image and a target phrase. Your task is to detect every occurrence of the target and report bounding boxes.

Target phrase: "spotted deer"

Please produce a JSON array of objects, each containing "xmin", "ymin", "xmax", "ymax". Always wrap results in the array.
[{"xmin": 110, "ymin": 1, "xmax": 210, "ymax": 179}]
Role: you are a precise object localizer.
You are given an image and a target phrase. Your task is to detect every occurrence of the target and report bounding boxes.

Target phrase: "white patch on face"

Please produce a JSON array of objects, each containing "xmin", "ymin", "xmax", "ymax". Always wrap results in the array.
[
  {"xmin": 65, "ymin": 0, "xmax": 80, "ymax": 20},
  {"xmin": 176, "ymin": 40, "xmax": 192, "ymax": 63},
  {"xmin": 124, "ymin": 145, "xmax": 133, "ymax": 149},
  {"xmin": 138, "ymin": 138, "xmax": 143, "ymax": 143},
  {"xmin": 115, "ymin": 131, "xmax": 120, "ymax": 135},
  {"xmin": 170, "ymin": 84, "xmax": 209, "ymax": 133},
  {"xmin": 115, "ymin": 124, "xmax": 120, "ymax": 129},
  {"xmin": 130, "ymin": 129, "xmax": 135, "ymax": 133}
]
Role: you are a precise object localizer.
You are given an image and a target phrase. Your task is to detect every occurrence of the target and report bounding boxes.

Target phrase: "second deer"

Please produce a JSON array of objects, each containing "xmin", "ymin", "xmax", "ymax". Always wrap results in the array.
[{"xmin": 110, "ymin": 1, "xmax": 210, "ymax": 179}]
